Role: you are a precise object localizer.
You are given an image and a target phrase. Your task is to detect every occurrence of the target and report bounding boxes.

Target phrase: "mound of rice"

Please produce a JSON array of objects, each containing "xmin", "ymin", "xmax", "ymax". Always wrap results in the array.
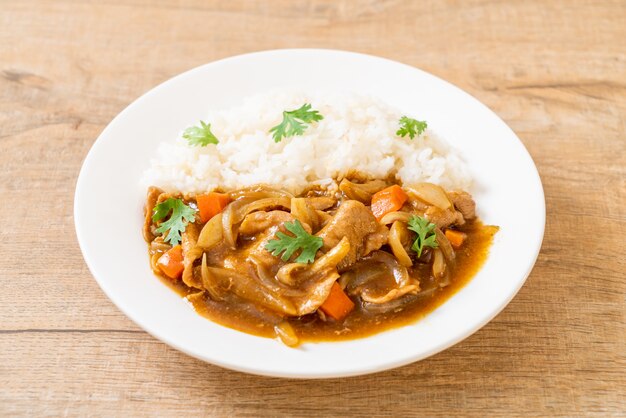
[{"xmin": 141, "ymin": 91, "xmax": 470, "ymax": 194}]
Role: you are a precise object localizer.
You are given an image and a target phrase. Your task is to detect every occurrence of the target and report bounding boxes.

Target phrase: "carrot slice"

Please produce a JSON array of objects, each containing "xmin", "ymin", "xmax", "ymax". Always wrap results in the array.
[
  {"xmin": 370, "ymin": 185, "xmax": 409, "ymax": 221},
  {"xmin": 320, "ymin": 282, "xmax": 355, "ymax": 321},
  {"xmin": 157, "ymin": 245, "xmax": 184, "ymax": 279},
  {"xmin": 444, "ymin": 229, "xmax": 467, "ymax": 249},
  {"xmin": 196, "ymin": 192, "xmax": 231, "ymax": 223}
]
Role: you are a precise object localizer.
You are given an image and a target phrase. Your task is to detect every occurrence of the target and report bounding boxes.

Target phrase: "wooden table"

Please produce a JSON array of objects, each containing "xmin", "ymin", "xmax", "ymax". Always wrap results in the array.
[{"xmin": 1, "ymin": 1, "xmax": 624, "ymax": 416}]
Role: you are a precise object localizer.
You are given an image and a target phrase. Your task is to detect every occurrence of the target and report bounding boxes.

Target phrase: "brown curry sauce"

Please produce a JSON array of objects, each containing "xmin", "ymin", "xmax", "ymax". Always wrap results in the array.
[{"xmin": 150, "ymin": 219, "xmax": 498, "ymax": 343}]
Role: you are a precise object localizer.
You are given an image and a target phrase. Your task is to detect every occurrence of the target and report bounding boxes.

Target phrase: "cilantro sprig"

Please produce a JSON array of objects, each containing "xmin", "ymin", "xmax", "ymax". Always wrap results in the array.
[
  {"xmin": 152, "ymin": 198, "xmax": 197, "ymax": 246},
  {"xmin": 183, "ymin": 120, "xmax": 219, "ymax": 146},
  {"xmin": 396, "ymin": 116, "xmax": 428, "ymax": 139},
  {"xmin": 407, "ymin": 215, "xmax": 438, "ymax": 257},
  {"xmin": 269, "ymin": 103, "xmax": 323, "ymax": 143},
  {"xmin": 265, "ymin": 219, "xmax": 323, "ymax": 263}
]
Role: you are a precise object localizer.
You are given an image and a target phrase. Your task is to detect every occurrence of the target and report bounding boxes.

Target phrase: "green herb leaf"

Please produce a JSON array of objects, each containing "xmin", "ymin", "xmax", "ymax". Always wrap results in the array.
[
  {"xmin": 396, "ymin": 116, "xmax": 428, "ymax": 139},
  {"xmin": 407, "ymin": 215, "xmax": 438, "ymax": 257},
  {"xmin": 183, "ymin": 120, "xmax": 219, "ymax": 146},
  {"xmin": 152, "ymin": 198, "xmax": 197, "ymax": 246},
  {"xmin": 265, "ymin": 219, "xmax": 323, "ymax": 263},
  {"xmin": 269, "ymin": 103, "xmax": 324, "ymax": 143}
]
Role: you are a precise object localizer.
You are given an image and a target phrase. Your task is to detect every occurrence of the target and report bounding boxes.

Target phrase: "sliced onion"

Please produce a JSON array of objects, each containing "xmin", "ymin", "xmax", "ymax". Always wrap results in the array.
[
  {"xmin": 379, "ymin": 211, "xmax": 413, "ymax": 225},
  {"xmin": 309, "ymin": 236, "xmax": 350, "ymax": 274},
  {"xmin": 247, "ymin": 255, "xmax": 281, "ymax": 292},
  {"xmin": 182, "ymin": 247, "xmax": 203, "ymax": 289},
  {"xmin": 149, "ymin": 237, "xmax": 171, "ymax": 252},
  {"xmin": 363, "ymin": 286, "xmax": 441, "ymax": 312},
  {"xmin": 248, "ymin": 255, "xmax": 305, "ymax": 297},
  {"xmin": 197, "ymin": 212, "xmax": 223, "ymax": 249},
  {"xmin": 405, "ymin": 182, "xmax": 452, "ymax": 210},
  {"xmin": 275, "ymin": 237, "xmax": 350, "ymax": 285},
  {"xmin": 361, "ymin": 283, "xmax": 419, "ymax": 304},
  {"xmin": 345, "ymin": 263, "xmax": 389, "ymax": 295},
  {"xmin": 341, "ymin": 250, "xmax": 418, "ymax": 305},
  {"xmin": 438, "ymin": 272, "xmax": 452, "ymax": 288},
  {"xmin": 274, "ymin": 321, "xmax": 299, "ymax": 347},
  {"xmin": 338, "ymin": 270, "xmax": 355, "ymax": 290},
  {"xmin": 361, "ymin": 256, "xmax": 416, "ymax": 302},
  {"xmin": 357, "ymin": 179, "xmax": 389, "ymax": 193},
  {"xmin": 239, "ymin": 197, "xmax": 291, "ymax": 220},
  {"xmin": 434, "ymin": 227, "xmax": 455, "ymax": 262},
  {"xmin": 185, "ymin": 290, "xmax": 206, "ymax": 305},
  {"xmin": 228, "ymin": 185, "xmax": 294, "ymax": 200},
  {"xmin": 315, "ymin": 210, "xmax": 332, "ymax": 227},
  {"xmin": 432, "ymin": 248, "xmax": 446, "ymax": 279},
  {"xmin": 201, "ymin": 253, "xmax": 224, "ymax": 301},
  {"xmin": 389, "ymin": 221, "xmax": 413, "ymax": 267},
  {"xmin": 362, "ymin": 294, "xmax": 415, "ymax": 313},
  {"xmin": 220, "ymin": 198, "xmax": 242, "ymax": 248},
  {"xmin": 339, "ymin": 179, "xmax": 374, "ymax": 203},
  {"xmin": 367, "ymin": 251, "xmax": 410, "ymax": 287},
  {"xmin": 222, "ymin": 197, "xmax": 291, "ymax": 248},
  {"xmin": 290, "ymin": 198, "xmax": 319, "ymax": 232},
  {"xmin": 150, "ymin": 253, "xmax": 162, "ymax": 274},
  {"xmin": 317, "ymin": 309, "xmax": 328, "ymax": 321},
  {"xmin": 276, "ymin": 262, "xmax": 307, "ymax": 286}
]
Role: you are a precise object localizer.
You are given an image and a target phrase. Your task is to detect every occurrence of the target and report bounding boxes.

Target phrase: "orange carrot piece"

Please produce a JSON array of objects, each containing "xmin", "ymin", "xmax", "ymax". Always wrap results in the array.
[
  {"xmin": 157, "ymin": 245, "xmax": 184, "ymax": 279},
  {"xmin": 445, "ymin": 229, "xmax": 467, "ymax": 249},
  {"xmin": 370, "ymin": 185, "xmax": 409, "ymax": 221},
  {"xmin": 196, "ymin": 192, "xmax": 231, "ymax": 223},
  {"xmin": 320, "ymin": 282, "xmax": 355, "ymax": 321}
]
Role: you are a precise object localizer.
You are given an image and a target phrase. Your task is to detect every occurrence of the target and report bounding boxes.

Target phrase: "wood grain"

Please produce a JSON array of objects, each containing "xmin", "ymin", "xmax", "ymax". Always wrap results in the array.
[{"xmin": 1, "ymin": 0, "xmax": 624, "ymax": 416}]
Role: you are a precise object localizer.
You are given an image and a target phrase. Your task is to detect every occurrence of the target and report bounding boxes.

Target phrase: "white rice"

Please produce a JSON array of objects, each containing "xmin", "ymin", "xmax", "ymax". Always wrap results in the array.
[{"xmin": 141, "ymin": 91, "xmax": 471, "ymax": 194}]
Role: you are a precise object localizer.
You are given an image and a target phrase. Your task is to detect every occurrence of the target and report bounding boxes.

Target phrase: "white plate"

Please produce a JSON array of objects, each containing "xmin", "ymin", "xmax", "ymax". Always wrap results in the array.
[{"xmin": 74, "ymin": 49, "xmax": 545, "ymax": 378}]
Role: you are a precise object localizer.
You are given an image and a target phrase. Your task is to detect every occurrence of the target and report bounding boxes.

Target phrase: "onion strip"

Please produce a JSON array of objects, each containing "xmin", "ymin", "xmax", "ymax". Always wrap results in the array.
[
  {"xmin": 432, "ymin": 248, "xmax": 446, "ymax": 279},
  {"xmin": 379, "ymin": 211, "xmax": 413, "ymax": 225},
  {"xmin": 274, "ymin": 321, "xmax": 299, "ymax": 347},
  {"xmin": 201, "ymin": 253, "xmax": 224, "ymax": 301},
  {"xmin": 275, "ymin": 237, "xmax": 350, "ymax": 285},
  {"xmin": 222, "ymin": 197, "xmax": 291, "ymax": 248},
  {"xmin": 388, "ymin": 221, "xmax": 413, "ymax": 267},
  {"xmin": 290, "ymin": 198, "xmax": 319, "ymax": 232},
  {"xmin": 339, "ymin": 179, "xmax": 374, "ymax": 203},
  {"xmin": 405, "ymin": 182, "xmax": 452, "ymax": 210},
  {"xmin": 228, "ymin": 185, "xmax": 294, "ymax": 200},
  {"xmin": 197, "ymin": 213, "xmax": 223, "ymax": 249},
  {"xmin": 434, "ymin": 227, "xmax": 455, "ymax": 262},
  {"xmin": 366, "ymin": 251, "xmax": 410, "ymax": 287}
]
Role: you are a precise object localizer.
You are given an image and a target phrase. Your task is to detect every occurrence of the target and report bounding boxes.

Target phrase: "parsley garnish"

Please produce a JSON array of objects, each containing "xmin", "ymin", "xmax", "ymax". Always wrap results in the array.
[
  {"xmin": 265, "ymin": 219, "xmax": 323, "ymax": 263},
  {"xmin": 152, "ymin": 198, "xmax": 197, "ymax": 246},
  {"xmin": 396, "ymin": 116, "xmax": 428, "ymax": 139},
  {"xmin": 407, "ymin": 215, "xmax": 438, "ymax": 257},
  {"xmin": 183, "ymin": 120, "xmax": 219, "ymax": 146},
  {"xmin": 269, "ymin": 103, "xmax": 323, "ymax": 143}
]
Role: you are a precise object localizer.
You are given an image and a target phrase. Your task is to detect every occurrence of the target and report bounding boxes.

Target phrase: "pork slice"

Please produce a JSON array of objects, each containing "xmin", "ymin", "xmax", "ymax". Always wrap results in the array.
[
  {"xmin": 448, "ymin": 190, "xmax": 476, "ymax": 220},
  {"xmin": 242, "ymin": 211, "xmax": 303, "ymax": 275},
  {"xmin": 239, "ymin": 211, "xmax": 297, "ymax": 236},
  {"xmin": 317, "ymin": 200, "xmax": 388, "ymax": 270},
  {"xmin": 424, "ymin": 206, "xmax": 466, "ymax": 229}
]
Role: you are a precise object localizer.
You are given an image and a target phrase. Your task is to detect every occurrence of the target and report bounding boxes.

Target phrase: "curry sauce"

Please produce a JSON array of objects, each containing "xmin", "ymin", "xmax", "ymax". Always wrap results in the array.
[{"xmin": 150, "ymin": 212, "xmax": 497, "ymax": 344}]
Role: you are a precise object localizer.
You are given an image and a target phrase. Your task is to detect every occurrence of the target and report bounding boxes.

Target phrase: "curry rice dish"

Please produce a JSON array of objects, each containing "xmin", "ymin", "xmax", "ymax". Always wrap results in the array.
[{"xmin": 142, "ymin": 93, "xmax": 498, "ymax": 346}]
